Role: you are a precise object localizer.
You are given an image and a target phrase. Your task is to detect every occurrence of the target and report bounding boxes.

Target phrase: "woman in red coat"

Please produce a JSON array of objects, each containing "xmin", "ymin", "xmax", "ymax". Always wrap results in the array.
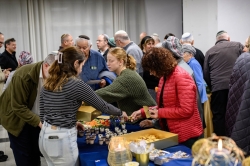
[{"xmin": 131, "ymin": 47, "xmax": 203, "ymax": 148}]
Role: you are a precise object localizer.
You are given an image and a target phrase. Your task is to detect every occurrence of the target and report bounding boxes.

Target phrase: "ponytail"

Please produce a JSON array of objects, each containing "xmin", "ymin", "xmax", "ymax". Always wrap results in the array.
[{"xmin": 126, "ymin": 54, "xmax": 136, "ymax": 70}]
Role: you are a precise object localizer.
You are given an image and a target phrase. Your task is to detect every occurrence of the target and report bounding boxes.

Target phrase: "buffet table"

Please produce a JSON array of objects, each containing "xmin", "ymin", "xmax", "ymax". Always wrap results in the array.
[{"xmin": 77, "ymin": 124, "xmax": 192, "ymax": 166}]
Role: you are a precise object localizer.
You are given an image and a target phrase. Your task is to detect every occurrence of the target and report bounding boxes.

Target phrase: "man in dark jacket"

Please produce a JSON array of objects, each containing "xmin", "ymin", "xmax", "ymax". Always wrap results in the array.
[
  {"xmin": 204, "ymin": 30, "xmax": 244, "ymax": 136},
  {"xmin": 0, "ymin": 38, "xmax": 18, "ymax": 71}
]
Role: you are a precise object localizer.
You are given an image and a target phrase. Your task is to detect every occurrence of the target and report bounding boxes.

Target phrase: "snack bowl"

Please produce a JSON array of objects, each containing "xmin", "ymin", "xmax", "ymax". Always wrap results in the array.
[{"xmin": 125, "ymin": 161, "xmax": 139, "ymax": 166}]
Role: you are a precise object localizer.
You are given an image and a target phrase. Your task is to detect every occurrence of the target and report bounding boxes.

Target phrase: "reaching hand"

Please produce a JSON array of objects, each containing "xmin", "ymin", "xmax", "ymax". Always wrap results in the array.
[
  {"xmin": 139, "ymin": 119, "xmax": 153, "ymax": 128},
  {"xmin": 130, "ymin": 110, "xmax": 142, "ymax": 121},
  {"xmin": 3, "ymin": 70, "xmax": 10, "ymax": 79},
  {"xmin": 99, "ymin": 79, "xmax": 106, "ymax": 88},
  {"xmin": 149, "ymin": 108, "xmax": 158, "ymax": 119},
  {"xmin": 76, "ymin": 122, "xmax": 84, "ymax": 131},
  {"xmin": 121, "ymin": 111, "xmax": 128, "ymax": 121}
]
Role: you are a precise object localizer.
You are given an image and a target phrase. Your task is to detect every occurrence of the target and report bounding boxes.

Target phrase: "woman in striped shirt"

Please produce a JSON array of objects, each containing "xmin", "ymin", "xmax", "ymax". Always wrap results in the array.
[{"xmin": 39, "ymin": 46, "xmax": 124, "ymax": 166}]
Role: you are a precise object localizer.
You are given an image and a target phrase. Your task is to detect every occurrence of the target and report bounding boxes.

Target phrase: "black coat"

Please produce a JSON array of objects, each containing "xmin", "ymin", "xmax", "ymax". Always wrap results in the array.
[
  {"xmin": 225, "ymin": 52, "xmax": 250, "ymax": 155},
  {"xmin": 0, "ymin": 50, "xmax": 18, "ymax": 71},
  {"xmin": 194, "ymin": 47, "xmax": 204, "ymax": 70}
]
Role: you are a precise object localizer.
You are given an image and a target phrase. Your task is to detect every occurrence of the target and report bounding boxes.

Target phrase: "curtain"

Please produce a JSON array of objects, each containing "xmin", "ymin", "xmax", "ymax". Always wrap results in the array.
[{"xmin": 0, "ymin": 0, "xmax": 147, "ymax": 62}]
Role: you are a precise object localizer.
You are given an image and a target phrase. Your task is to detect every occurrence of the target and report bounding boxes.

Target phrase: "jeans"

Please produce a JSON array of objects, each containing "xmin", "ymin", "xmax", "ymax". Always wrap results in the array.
[
  {"xmin": 8, "ymin": 123, "xmax": 41, "ymax": 166},
  {"xmin": 39, "ymin": 121, "xmax": 79, "ymax": 166}
]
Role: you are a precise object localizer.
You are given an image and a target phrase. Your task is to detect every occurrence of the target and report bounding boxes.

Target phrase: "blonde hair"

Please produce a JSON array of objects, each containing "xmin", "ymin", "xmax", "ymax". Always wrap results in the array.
[{"xmin": 109, "ymin": 47, "xmax": 136, "ymax": 70}]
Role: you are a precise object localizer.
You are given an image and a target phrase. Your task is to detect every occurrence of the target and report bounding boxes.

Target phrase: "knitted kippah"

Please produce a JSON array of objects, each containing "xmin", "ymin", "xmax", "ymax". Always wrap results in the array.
[{"xmin": 216, "ymin": 30, "xmax": 227, "ymax": 37}]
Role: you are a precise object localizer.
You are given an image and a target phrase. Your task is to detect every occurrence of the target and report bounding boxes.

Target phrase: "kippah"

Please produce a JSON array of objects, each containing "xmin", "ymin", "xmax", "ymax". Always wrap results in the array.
[
  {"xmin": 181, "ymin": 32, "xmax": 191, "ymax": 39},
  {"xmin": 79, "ymin": 35, "xmax": 90, "ymax": 40},
  {"xmin": 216, "ymin": 30, "xmax": 227, "ymax": 37}
]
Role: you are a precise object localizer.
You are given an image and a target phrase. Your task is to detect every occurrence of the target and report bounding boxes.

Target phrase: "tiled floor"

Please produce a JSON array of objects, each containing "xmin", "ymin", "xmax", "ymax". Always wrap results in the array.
[{"xmin": 0, "ymin": 125, "xmax": 47, "ymax": 166}]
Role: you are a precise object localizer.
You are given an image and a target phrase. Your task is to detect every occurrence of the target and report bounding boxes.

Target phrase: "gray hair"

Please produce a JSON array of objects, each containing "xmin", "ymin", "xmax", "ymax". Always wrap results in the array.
[
  {"xmin": 115, "ymin": 30, "xmax": 130, "ymax": 41},
  {"xmin": 75, "ymin": 37, "xmax": 92, "ymax": 47},
  {"xmin": 151, "ymin": 35, "xmax": 160, "ymax": 42},
  {"xmin": 216, "ymin": 33, "xmax": 229, "ymax": 41},
  {"xmin": 44, "ymin": 54, "xmax": 56, "ymax": 65},
  {"xmin": 181, "ymin": 32, "xmax": 194, "ymax": 43}
]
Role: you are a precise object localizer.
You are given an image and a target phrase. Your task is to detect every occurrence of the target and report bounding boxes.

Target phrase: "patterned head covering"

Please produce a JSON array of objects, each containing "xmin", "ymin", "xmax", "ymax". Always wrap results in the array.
[
  {"xmin": 162, "ymin": 36, "xmax": 183, "ymax": 59},
  {"xmin": 18, "ymin": 51, "xmax": 33, "ymax": 66},
  {"xmin": 182, "ymin": 45, "xmax": 196, "ymax": 56}
]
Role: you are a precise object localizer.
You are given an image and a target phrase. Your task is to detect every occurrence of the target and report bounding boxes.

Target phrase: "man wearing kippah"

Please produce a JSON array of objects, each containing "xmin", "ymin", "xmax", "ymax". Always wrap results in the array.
[
  {"xmin": 203, "ymin": 30, "xmax": 244, "ymax": 136},
  {"xmin": 76, "ymin": 35, "xmax": 110, "ymax": 90}
]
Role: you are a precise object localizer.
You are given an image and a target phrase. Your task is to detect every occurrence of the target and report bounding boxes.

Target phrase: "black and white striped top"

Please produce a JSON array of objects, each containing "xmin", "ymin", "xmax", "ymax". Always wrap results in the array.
[{"xmin": 40, "ymin": 78, "xmax": 122, "ymax": 128}]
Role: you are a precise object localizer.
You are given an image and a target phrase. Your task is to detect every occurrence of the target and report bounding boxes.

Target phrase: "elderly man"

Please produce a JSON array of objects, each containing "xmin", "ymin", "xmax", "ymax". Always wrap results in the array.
[
  {"xmin": 181, "ymin": 32, "xmax": 205, "ymax": 69},
  {"xmin": 182, "ymin": 45, "xmax": 208, "ymax": 104},
  {"xmin": 96, "ymin": 34, "xmax": 110, "ymax": 61},
  {"xmin": 0, "ymin": 54, "xmax": 55, "ymax": 166},
  {"xmin": 58, "ymin": 33, "xmax": 74, "ymax": 51},
  {"xmin": 76, "ymin": 35, "xmax": 111, "ymax": 90},
  {"xmin": 0, "ymin": 38, "xmax": 18, "ymax": 71},
  {"xmin": 115, "ymin": 30, "xmax": 143, "ymax": 75},
  {"xmin": 151, "ymin": 33, "xmax": 162, "ymax": 47},
  {"xmin": 204, "ymin": 30, "xmax": 244, "ymax": 136}
]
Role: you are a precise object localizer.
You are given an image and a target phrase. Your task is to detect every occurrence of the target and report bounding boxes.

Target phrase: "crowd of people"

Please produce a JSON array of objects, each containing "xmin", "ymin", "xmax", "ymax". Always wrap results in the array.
[{"xmin": 0, "ymin": 29, "xmax": 249, "ymax": 165}]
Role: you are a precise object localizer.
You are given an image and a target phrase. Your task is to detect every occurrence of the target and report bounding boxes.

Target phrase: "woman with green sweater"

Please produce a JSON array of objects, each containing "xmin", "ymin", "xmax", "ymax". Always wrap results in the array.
[{"xmin": 96, "ymin": 47, "xmax": 156, "ymax": 116}]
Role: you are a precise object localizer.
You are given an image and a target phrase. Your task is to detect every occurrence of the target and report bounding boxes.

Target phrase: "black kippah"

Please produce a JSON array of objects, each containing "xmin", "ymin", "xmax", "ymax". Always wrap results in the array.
[
  {"xmin": 79, "ymin": 35, "xmax": 90, "ymax": 40},
  {"xmin": 216, "ymin": 30, "xmax": 227, "ymax": 37}
]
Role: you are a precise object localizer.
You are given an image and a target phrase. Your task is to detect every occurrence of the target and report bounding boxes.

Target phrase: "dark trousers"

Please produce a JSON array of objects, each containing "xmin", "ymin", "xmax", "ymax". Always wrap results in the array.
[
  {"xmin": 211, "ymin": 89, "xmax": 229, "ymax": 136},
  {"xmin": 8, "ymin": 123, "xmax": 41, "ymax": 166}
]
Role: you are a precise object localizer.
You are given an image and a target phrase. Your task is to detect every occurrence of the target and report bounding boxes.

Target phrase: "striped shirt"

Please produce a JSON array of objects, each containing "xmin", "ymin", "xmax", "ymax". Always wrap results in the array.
[{"xmin": 40, "ymin": 78, "xmax": 122, "ymax": 128}]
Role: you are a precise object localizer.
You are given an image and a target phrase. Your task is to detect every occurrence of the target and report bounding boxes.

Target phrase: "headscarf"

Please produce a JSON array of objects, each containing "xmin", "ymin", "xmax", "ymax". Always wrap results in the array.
[
  {"xmin": 18, "ymin": 51, "xmax": 33, "ymax": 66},
  {"xmin": 162, "ymin": 36, "xmax": 183, "ymax": 59}
]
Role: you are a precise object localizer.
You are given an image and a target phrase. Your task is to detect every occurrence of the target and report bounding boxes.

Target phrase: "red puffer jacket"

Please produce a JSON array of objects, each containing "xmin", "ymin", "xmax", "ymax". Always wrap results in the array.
[{"xmin": 157, "ymin": 66, "xmax": 203, "ymax": 143}]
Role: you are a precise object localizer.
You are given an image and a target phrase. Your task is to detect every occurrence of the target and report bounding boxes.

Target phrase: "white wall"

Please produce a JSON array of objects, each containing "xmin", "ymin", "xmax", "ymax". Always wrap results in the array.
[
  {"xmin": 144, "ymin": 0, "xmax": 183, "ymax": 44},
  {"xmin": 183, "ymin": 0, "xmax": 218, "ymax": 54},
  {"xmin": 183, "ymin": 0, "xmax": 250, "ymax": 54},
  {"xmin": 217, "ymin": 0, "xmax": 250, "ymax": 44}
]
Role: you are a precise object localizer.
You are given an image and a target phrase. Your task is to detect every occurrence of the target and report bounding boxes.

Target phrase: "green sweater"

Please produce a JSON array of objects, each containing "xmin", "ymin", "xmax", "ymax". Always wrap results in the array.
[
  {"xmin": 96, "ymin": 69, "xmax": 156, "ymax": 115},
  {"xmin": 0, "ymin": 62, "xmax": 42, "ymax": 137}
]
